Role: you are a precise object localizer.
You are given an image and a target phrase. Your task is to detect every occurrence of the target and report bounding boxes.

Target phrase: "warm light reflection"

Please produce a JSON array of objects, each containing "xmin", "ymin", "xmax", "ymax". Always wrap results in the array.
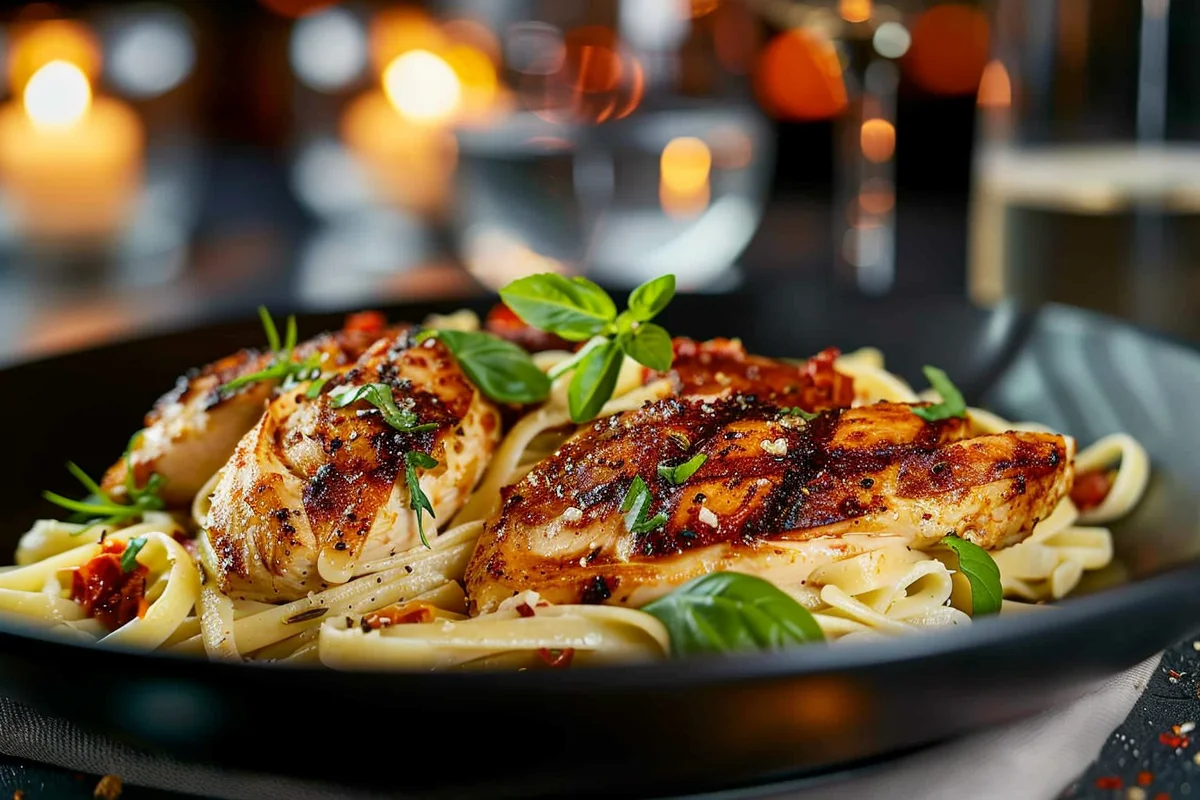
[
  {"xmin": 443, "ymin": 43, "xmax": 497, "ymax": 117},
  {"xmin": 442, "ymin": 18, "xmax": 501, "ymax": 63},
  {"xmin": 907, "ymin": 4, "xmax": 990, "ymax": 96},
  {"xmin": 691, "ymin": 0, "xmax": 720, "ymax": 17},
  {"xmin": 754, "ymin": 29, "xmax": 847, "ymax": 120},
  {"xmin": 860, "ymin": 118, "xmax": 895, "ymax": 163},
  {"xmin": 858, "ymin": 177, "xmax": 895, "ymax": 215},
  {"xmin": 24, "ymin": 60, "xmax": 90, "ymax": 130},
  {"xmin": 369, "ymin": 7, "xmax": 444, "ymax": 75},
  {"xmin": 464, "ymin": 227, "xmax": 568, "ymax": 290},
  {"xmin": 9, "ymin": 19, "xmax": 101, "ymax": 94},
  {"xmin": 662, "ymin": 137, "xmax": 712, "ymax": 194},
  {"xmin": 710, "ymin": 126, "xmax": 754, "ymax": 170},
  {"xmin": 839, "ymin": 0, "xmax": 872, "ymax": 23},
  {"xmin": 518, "ymin": 25, "xmax": 644, "ymax": 124},
  {"xmin": 383, "ymin": 49, "xmax": 461, "ymax": 125},
  {"xmin": 977, "ymin": 59, "xmax": 1012, "ymax": 108}
]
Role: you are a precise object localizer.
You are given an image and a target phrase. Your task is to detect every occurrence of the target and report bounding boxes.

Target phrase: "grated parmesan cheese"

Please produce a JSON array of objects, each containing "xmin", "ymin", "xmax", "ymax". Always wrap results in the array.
[
  {"xmin": 562, "ymin": 507, "xmax": 583, "ymax": 522},
  {"xmin": 761, "ymin": 437, "xmax": 788, "ymax": 456},
  {"xmin": 698, "ymin": 507, "xmax": 719, "ymax": 528}
]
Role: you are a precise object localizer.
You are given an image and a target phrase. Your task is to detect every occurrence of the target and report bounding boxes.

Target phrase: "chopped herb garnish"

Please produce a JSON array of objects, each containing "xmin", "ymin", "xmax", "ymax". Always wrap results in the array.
[
  {"xmin": 305, "ymin": 376, "xmax": 330, "ymax": 399},
  {"xmin": 43, "ymin": 431, "xmax": 166, "ymax": 535},
  {"xmin": 498, "ymin": 273, "xmax": 677, "ymax": 422},
  {"xmin": 912, "ymin": 366, "xmax": 967, "ymax": 422},
  {"xmin": 620, "ymin": 475, "xmax": 667, "ymax": 534},
  {"xmin": 329, "ymin": 383, "xmax": 437, "ymax": 433},
  {"xmin": 657, "ymin": 453, "xmax": 708, "ymax": 485},
  {"xmin": 219, "ymin": 306, "xmax": 324, "ymax": 396},
  {"xmin": 783, "ymin": 407, "xmax": 820, "ymax": 421},
  {"xmin": 120, "ymin": 537, "xmax": 147, "ymax": 573},
  {"xmin": 404, "ymin": 450, "xmax": 439, "ymax": 548}
]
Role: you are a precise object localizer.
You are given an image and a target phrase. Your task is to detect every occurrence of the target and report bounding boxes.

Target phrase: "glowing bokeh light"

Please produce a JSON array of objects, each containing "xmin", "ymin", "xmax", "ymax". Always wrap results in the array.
[
  {"xmin": 754, "ymin": 29, "xmax": 847, "ymax": 120},
  {"xmin": 290, "ymin": 5, "xmax": 366, "ymax": 92},
  {"xmin": 906, "ymin": 4, "xmax": 990, "ymax": 96},
  {"xmin": 839, "ymin": 0, "xmax": 872, "ymax": 24},
  {"xmin": 108, "ymin": 6, "xmax": 195, "ymax": 98},
  {"xmin": 661, "ymin": 137, "xmax": 712, "ymax": 194},
  {"xmin": 383, "ymin": 49, "xmax": 461, "ymax": 125},
  {"xmin": 24, "ymin": 59, "xmax": 90, "ymax": 129},
  {"xmin": 860, "ymin": 118, "xmax": 895, "ymax": 163},
  {"xmin": 9, "ymin": 19, "xmax": 100, "ymax": 95},
  {"xmin": 977, "ymin": 59, "xmax": 1012, "ymax": 108},
  {"xmin": 369, "ymin": 7, "xmax": 444, "ymax": 76},
  {"xmin": 872, "ymin": 21, "xmax": 911, "ymax": 59}
]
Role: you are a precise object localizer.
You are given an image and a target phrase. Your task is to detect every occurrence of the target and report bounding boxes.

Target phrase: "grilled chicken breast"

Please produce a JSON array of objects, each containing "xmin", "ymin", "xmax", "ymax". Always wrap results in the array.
[
  {"xmin": 102, "ymin": 312, "xmax": 390, "ymax": 507},
  {"xmin": 204, "ymin": 331, "xmax": 501, "ymax": 602},
  {"xmin": 465, "ymin": 398, "xmax": 1073, "ymax": 614}
]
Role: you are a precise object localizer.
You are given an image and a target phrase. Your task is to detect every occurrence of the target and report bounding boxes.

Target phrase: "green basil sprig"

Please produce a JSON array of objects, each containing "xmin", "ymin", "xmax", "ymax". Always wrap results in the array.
[
  {"xmin": 498, "ymin": 273, "xmax": 676, "ymax": 422},
  {"xmin": 43, "ymin": 431, "xmax": 167, "ymax": 534},
  {"xmin": 328, "ymin": 383, "xmax": 437, "ymax": 433},
  {"xmin": 404, "ymin": 451, "xmax": 439, "ymax": 549},
  {"xmin": 219, "ymin": 306, "xmax": 324, "ymax": 396},
  {"xmin": 418, "ymin": 329, "xmax": 550, "ymax": 405},
  {"xmin": 620, "ymin": 475, "xmax": 668, "ymax": 534},
  {"xmin": 643, "ymin": 572, "xmax": 825, "ymax": 657},
  {"xmin": 657, "ymin": 453, "xmax": 707, "ymax": 485},
  {"xmin": 912, "ymin": 366, "xmax": 967, "ymax": 422},
  {"xmin": 939, "ymin": 534, "xmax": 1002, "ymax": 616},
  {"xmin": 120, "ymin": 536, "xmax": 148, "ymax": 574}
]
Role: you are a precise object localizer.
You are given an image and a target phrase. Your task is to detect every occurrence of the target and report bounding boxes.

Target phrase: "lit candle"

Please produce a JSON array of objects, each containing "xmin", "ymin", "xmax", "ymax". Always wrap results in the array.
[{"xmin": 0, "ymin": 58, "xmax": 144, "ymax": 243}]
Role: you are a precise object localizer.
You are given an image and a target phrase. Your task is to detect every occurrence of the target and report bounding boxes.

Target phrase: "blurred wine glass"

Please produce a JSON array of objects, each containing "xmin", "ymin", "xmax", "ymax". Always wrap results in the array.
[
  {"xmin": 437, "ymin": 0, "xmax": 775, "ymax": 292},
  {"xmin": 968, "ymin": 0, "xmax": 1200, "ymax": 339}
]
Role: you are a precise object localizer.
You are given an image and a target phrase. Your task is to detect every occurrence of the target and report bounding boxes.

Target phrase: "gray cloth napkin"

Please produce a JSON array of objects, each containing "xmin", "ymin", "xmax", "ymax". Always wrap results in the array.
[{"xmin": 0, "ymin": 655, "xmax": 1160, "ymax": 800}]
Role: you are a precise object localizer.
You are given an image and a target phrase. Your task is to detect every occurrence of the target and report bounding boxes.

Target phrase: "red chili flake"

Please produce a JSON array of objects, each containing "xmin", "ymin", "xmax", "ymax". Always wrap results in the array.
[
  {"xmin": 342, "ymin": 310, "xmax": 387, "ymax": 335},
  {"xmin": 514, "ymin": 602, "xmax": 535, "ymax": 618},
  {"xmin": 1138, "ymin": 771, "xmax": 1154, "ymax": 786},
  {"xmin": 537, "ymin": 648, "xmax": 575, "ymax": 668},
  {"xmin": 1158, "ymin": 731, "xmax": 1190, "ymax": 749},
  {"xmin": 1094, "ymin": 776, "xmax": 1123, "ymax": 790},
  {"xmin": 1168, "ymin": 669, "xmax": 1185, "ymax": 683}
]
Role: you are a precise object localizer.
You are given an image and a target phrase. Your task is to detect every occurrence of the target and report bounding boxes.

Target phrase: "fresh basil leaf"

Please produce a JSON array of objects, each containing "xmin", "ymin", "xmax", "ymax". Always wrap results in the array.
[
  {"xmin": 620, "ymin": 475, "xmax": 667, "ymax": 534},
  {"xmin": 626, "ymin": 274, "xmax": 676, "ymax": 322},
  {"xmin": 430, "ymin": 330, "xmax": 550, "ymax": 404},
  {"xmin": 643, "ymin": 571, "xmax": 825, "ymax": 657},
  {"xmin": 939, "ymin": 534, "xmax": 1002, "ymax": 616},
  {"xmin": 567, "ymin": 339, "xmax": 624, "ymax": 423},
  {"xmin": 120, "ymin": 536, "xmax": 148, "ymax": 573},
  {"xmin": 329, "ymin": 383, "xmax": 435, "ymax": 433},
  {"xmin": 499, "ymin": 273, "xmax": 617, "ymax": 342},
  {"xmin": 621, "ymin": 322, "xmax": 673, "ymax": 372},
  {"xmin": 912, "ymin": 366, "xmax": 967, "ymax": 422},
  {"xmin": 305, "ymin": 376, "xmax": 329, "ymax": 399},
  {"xmin": 657, "ymin": 453, "xmax": 707, "ymax": 485},
  {"xmin": 404, "ymin": 450, "xmax": 439, "ymax": 549}
]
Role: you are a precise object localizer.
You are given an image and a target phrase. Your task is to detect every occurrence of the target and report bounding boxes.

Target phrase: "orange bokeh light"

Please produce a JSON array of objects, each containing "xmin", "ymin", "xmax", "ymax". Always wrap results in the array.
[
  {"xmin": 754, "ymin": 29, "xmax": 847, "ymax": 121},
  {"xmin": 977, "ymin": 59, "xmax": 1012, "ymax": 108},
  {"xmin": 258, "ymin": 0, "xmax": 335, "ymax": 18},
  {"xmin": 839, "ymin": 0, "xmax": 872, "ymax": 23},
  {"xmin": 661, "ymin": 137, "xmax": 712, "ymax": 195},
  {"xmin": 906, "ymin": 4, "xmax": 990, "ymax": 96},
  {"xmin": 860, "ymin": 118, "xmax": 895, "ymax": 163},
  {"xmin": 8, "ymin": 19, "xmax": 101, "ymax": 95},
  {"xmin": 518, "ymin": 25, "xmax": 644, "ymax": 124},
  {"xmin": 564, "ymin": 26, "xmax": 622, "ymax": 94},
  {"xmin": 369, "ymin": 7, "xmax": 445, "ymax": 76}
]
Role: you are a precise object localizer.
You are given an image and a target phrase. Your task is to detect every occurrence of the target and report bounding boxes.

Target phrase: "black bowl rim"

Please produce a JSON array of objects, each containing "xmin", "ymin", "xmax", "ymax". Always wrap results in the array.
[{"xmin": 1, "ymin": 294, "xmax": 1197, "ymax": 691}]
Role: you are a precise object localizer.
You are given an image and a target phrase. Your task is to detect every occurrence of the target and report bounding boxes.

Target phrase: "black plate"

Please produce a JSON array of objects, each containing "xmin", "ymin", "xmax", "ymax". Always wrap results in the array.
[{"xmin": 3, "ymin": 283, "xmax": 1200, "ymax": 799}]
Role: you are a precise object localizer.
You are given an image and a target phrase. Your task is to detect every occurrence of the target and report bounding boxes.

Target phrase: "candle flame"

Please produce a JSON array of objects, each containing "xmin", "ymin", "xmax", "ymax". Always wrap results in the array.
[
  {"xmin": 24, "ymin": 60, "xmax": 91, "ymax": 130},
  {"xmin": 383, "ymin": 49, "xmax": 461, "ymax": 124}
]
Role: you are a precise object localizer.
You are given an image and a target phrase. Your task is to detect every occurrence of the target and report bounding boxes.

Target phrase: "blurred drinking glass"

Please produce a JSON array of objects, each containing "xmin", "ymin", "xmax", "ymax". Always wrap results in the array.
[
  {"xmin": 437, "ymin": 0, "xmax": 775, "ymax": 292},
  {"xmin": 968, "ymin": 0, "xmax": 1200, "ymax": 339}
]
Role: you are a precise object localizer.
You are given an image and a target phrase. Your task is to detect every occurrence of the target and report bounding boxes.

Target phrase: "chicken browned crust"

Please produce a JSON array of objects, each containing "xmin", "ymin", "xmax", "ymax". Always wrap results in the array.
[
  {"xmin": 102, "ymin": 312, "xmax": 391, "ymax": 507},
  {"xmin": 465, "ymin": 398, "xmax": 1073, "ymax": 614},
  {"xmin": 204, "ymin": 331, "xmax": 501, "ymax": 602}
]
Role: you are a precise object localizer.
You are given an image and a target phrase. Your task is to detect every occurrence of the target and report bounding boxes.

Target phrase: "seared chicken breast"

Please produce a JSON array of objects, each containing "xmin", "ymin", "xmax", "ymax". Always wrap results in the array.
[
  {"xmin": 205, "ymin": 331, "xmax": 501, "ymax": 602},
  {"xmin": 465, "ymin": 398, "xmax": 1072, "ymax": 614},
  {"xmin": 102, "ymin": 312, "xmax": 391, "ymax": 507},
  {"xmin": 649, "ymin": 338, "xmax": 854, "ymax": 408}
]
